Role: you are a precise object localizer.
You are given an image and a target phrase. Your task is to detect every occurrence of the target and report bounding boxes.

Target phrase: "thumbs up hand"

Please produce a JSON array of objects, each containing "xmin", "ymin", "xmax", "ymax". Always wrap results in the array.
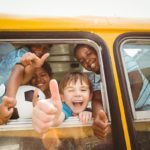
[
  {"xmin": 92, "ymin": 110, "xmax": 110, "ymax": 139},
  {"xmin": 32, "ymin": 79, "xmax": 64, "ymax": 134},
  {"xmin": 0, "ymin": 96, "xmax": 16, "ymax": 124}
]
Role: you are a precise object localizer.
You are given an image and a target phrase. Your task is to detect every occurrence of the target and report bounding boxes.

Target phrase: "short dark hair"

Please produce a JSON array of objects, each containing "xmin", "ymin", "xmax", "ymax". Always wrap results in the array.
[{"xmin": 42, "ymin": 62, "xmax": 53, "ymax": 78}]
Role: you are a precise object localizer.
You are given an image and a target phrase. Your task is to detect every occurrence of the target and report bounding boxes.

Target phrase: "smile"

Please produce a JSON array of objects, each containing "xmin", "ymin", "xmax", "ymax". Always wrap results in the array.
[{"xmin": 72, "ymin": 101, "xmax": 83, "ymax": 106}]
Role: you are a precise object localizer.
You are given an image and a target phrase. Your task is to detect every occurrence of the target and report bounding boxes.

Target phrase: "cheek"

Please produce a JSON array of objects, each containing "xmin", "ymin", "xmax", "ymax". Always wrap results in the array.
[{"xmin": 63, "ymin": 93, "xmax": 72, "ymax": 102}]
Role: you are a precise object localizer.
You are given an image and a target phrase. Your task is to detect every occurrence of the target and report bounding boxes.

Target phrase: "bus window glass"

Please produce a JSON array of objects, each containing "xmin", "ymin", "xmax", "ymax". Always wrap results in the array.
[{"xmin": 121, "ymin": 40, "xmax": 150, "ymax": 119}]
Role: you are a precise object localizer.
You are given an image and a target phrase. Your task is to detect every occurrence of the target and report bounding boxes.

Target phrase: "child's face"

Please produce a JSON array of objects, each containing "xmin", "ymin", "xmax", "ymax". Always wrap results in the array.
[
  {"xmin": 30, "ymin": 44, "xmax": 48, "ymax": 58},
  {"xmin": 30, "ymin": 68, "xmax": 51, "ymax": 94},
  {"xmin": 61, "ymin": 79, "xmax": 92, "ymax": 115},
  {"xmin": 75, "ymin": 47, "xmax": 100, "ymax": 74}
]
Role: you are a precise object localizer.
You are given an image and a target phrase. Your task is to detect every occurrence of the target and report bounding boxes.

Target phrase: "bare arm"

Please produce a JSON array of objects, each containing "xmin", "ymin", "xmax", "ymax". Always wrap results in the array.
[
  {"xmin": 128, "ymin": 70, "xmax": 143, "ymax": 101},
  {"xmin": 6, "ymin": 64, "xmax": 24, "ymax": 97},
  {"xmin": 92, "ymin": 90, "xmax": 110, "ymax": 139},
  {"xmin": 92, "ymin": 90, "xmax": 103, "ymax": 117}
]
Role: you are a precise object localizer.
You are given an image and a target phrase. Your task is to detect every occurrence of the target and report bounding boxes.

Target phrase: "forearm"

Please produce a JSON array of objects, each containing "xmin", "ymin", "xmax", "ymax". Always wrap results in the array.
[
  {"xmin": 21, "ymin": 65, "xmax": 35, "ymax": 84},
  {"xmin": 6, "ymin": 65, "xmax": 24, "ymax": 97},
  {"xmin": 92, "ymin": 90, "xmax": 103, "ymax": 117},
  {"xmin": 129, "ymin": 70, "xmax": 143, "ymax": 101}
]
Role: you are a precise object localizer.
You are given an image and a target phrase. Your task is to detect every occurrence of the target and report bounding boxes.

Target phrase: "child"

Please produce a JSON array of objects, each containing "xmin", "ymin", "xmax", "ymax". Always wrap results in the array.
[
  {"xmin": 0, "ymin": 44, "xmax": 50, "ymax": 124},
  {"xmin": 59, "ymin": 72, "xmax": 93, "ymax": 124},
  {"xmin": 74, "ymin": 44, "xmax": 109, "ymax": 139}
]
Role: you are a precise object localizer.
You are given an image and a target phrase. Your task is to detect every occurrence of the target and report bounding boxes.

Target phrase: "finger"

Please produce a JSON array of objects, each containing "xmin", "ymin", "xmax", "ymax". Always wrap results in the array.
[
  {"xmin": 40, "ymin": 53, "xmax": 50, "ymax": 64},
  {"xmin": 2, "ymin": 96, "xmax": 16, "ymax": 108},
  {"xmin": 49, "ymin": 79, "xmax": 62, "ymax": 110},
  {"xmin": 32, "ymin": 88, "xmax": 39, "ymax": 107}
]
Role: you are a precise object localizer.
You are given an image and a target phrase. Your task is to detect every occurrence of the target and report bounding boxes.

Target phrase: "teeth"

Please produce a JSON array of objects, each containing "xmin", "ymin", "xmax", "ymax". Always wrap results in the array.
[
  {"xmin": 37, "ymin": 84, "xmax": 43, "ymax": 87},
  {"xmin": 91, "ymin": 63, "xmax": 95, "ymax": 68}
]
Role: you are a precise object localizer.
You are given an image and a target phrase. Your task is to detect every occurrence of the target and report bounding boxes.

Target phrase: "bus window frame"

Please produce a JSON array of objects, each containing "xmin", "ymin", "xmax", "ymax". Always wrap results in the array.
[
  {"xmin": 114, "ymin": 33, "xmax": 150, "ymax": 121},
  {"xmin": 0, "ymin": 37, "xmax": 110, "ymax": 126}
]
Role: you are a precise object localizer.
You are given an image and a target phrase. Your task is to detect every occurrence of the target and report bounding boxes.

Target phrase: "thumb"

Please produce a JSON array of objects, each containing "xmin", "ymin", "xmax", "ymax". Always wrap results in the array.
[
  {"xmin": 40, "ymin": 53, "xmax": 50, "ymax": 64},
  {"xmin": 99, "ymin": 110, "xmax": 108, "ymax": 123},
  {"xmin": 49, "ymin": 79, "xmax": 62, "ymax": 110}
]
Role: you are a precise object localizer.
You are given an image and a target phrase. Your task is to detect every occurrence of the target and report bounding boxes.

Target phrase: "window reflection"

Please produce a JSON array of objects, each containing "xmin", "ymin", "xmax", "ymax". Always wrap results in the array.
[{"xmin": 122, "ymin": 42, "xmax": 150, "ymax": 111}]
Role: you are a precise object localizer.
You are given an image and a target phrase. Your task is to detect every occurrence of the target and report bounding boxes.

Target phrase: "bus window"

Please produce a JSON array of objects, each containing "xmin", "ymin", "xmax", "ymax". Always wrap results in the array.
[
  {"xmin": 0, "ymin": 40, "xmax": 113, "ymax": 150},
  {"xmin": 120, "ymin": 39, "xmax": 150, "ymax": 120}
]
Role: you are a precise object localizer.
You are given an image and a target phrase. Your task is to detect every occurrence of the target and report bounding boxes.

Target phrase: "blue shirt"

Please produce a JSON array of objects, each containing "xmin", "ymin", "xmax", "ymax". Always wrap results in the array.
[
  {"xmin": 62, "ymin": 102, "xmax": 72, "ymax": 119},
  {"xmin": 0, "ymin": 44, "xmax": 28, "ymax": 103},
  {"xmin": 88, "ymin": 73, "xmax": 101, "ymax": 91}
]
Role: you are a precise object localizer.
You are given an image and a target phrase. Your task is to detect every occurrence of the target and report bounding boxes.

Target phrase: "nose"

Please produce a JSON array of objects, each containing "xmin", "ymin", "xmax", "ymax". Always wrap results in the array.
[{"xmin": 74, "ymin": 90, "xmax": 82, "ymax": 97}]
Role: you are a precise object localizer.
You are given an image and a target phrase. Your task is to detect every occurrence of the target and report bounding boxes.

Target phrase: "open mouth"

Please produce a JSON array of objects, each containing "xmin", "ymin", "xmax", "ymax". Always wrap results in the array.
[{"xmin": 72, "ymin": 101, "xmax": 83, "ymax": 106}]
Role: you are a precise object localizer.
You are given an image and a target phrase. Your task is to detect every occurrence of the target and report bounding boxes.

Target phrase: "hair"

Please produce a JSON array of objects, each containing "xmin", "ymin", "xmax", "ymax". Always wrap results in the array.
[
  {"xmin": 73, "ymin": 44, "xmax": 96, "ymax": 56},
  {"xmin": 42, "ymin": 62, "xmax": 53, "ymax": 78},
  {"xmin": 59, "ymin": 72, "xmax": 93, "ymax": 94},
  {"xmin": 26, "ymin": 44, "xmax": 52, "ymax": 52}
]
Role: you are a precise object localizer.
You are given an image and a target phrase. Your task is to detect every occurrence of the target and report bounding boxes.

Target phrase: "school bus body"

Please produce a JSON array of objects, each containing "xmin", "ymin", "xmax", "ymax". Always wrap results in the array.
[{"xmin": 0, "ymin": 16, "xmax": 150, "ymax": 150}]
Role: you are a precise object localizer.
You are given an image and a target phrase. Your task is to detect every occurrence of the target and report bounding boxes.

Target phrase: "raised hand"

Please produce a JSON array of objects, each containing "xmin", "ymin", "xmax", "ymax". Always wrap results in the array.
[
  {"xmin": 0, "ymin": 96, "xmax": 16, "ymax": 124},
  {"xmin": 92, "ymin": 110, "xmax": 110, "ymax": 139},
  {"xmin": 32, "ymin": 79, "xmax": 64, "ymax": 134},
  {"xmin": 21, "ymin": 52, "xmax": 49, "ymax": 68}
]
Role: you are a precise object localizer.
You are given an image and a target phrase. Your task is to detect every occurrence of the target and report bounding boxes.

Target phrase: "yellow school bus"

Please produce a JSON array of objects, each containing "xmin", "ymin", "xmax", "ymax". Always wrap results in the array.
[{"xmin": 0, "ymin": 15, "xmax": 150, "ymax": 150}]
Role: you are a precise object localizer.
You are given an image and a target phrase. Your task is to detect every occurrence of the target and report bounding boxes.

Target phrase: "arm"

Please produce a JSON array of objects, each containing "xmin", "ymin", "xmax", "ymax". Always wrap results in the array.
[
  {"xmin": 0, "ymin": 64, "xmax": 25, "ymax": 123},
  {"xmin": 128, "ymin": 70, "xmax": 143, "ymax": 101},
  {"xmin": 6, "ymin": 64, "xmax": 24, "ymax": 97},
  {"xmin": 92, "ymin": 90, "xmax": 110, "ymax": 139}
]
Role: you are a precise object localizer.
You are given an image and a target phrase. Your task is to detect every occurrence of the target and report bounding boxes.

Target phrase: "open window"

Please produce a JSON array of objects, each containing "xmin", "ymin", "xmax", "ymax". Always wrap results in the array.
[{"xmin": 0, "ymin": 32, "xmax": 113, "ymax": 150}]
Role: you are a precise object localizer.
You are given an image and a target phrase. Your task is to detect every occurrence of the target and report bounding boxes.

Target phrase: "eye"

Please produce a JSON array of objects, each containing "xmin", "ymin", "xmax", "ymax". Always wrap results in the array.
[
  {"xmin": 81, "ymin": 88, "xmax": 88, "ymax": 92},
  {"xmin": 41, "ymin": 73, "xmax": 47, "ymax": 77},
  {"xmin": 79, "ymin": 59, "xmax": 84, "ymax": 64}
]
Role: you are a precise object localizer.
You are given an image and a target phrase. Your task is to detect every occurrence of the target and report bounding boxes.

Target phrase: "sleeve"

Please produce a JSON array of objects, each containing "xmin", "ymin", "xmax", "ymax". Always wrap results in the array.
[
  {"xmin": 88, "ymin": 73, "xmax": 101, "ymax": 91},
  {"xmin": 62, "ymin": 103, "xmax": 72, "ymax": 120}
]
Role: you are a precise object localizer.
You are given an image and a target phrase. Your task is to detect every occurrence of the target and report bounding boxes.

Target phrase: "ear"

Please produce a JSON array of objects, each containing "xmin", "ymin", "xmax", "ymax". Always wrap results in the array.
[{"xmin": 60, "ymin": 94, "xmax": 65, "ymax": 102}]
